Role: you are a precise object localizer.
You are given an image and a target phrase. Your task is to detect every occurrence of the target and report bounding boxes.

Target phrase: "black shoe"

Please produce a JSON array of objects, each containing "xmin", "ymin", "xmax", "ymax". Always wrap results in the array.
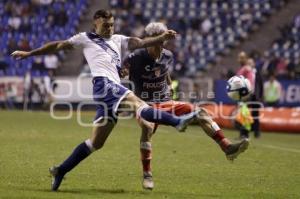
[
  {"xmin": 225, "ymin": 138, "xmax": 249, "ymax": 161},
  {"xmin": 49, "ymin": 166, "xmax": 65, "ymax": 191}
]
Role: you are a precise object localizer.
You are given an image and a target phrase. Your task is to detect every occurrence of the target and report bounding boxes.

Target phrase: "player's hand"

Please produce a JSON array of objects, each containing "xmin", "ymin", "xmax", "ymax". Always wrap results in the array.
[
  {"xmin": 11, "ymin": 51, "xmax": 31, "ymax": 60},
  {"xmin": 119, "ymin": 68, "xmax": 129, "ymax": 78},
  {"xmin": 162, "ymin": 30, "xmax": 177, "ymax": 41}
]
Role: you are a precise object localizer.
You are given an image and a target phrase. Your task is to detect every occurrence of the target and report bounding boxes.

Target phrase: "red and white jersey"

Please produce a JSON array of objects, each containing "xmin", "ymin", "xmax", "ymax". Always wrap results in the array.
[{"xmin": 68, "ymin": 32, "xmax": 129, "ymax": 84}]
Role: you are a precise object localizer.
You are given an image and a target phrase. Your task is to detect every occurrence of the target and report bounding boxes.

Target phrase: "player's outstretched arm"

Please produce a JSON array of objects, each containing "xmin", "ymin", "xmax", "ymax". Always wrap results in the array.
[
  {"xmin": 11, "ymin": 40, "xmax": 73, "ymax": 60},
  {"xmin": 128, "ymin": 30, "xmax": 177, "ymax": 51}
]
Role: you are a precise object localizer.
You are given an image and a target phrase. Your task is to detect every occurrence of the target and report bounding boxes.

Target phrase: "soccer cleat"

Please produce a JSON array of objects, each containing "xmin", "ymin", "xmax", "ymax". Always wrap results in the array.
[
  {"xmin": 142, "ymin": 172, "xmax": 154, "ymax": 190},
  {"xmin": 225, "ymin": 138, "xmax": 249, "ymax": 161},
  {"xmin": 175, "ymin": 110, "xmax": 200, "ymax": 132},
  {"xmin": 49, "ymin": 166, "xmax": 65, "ymax": 191}
]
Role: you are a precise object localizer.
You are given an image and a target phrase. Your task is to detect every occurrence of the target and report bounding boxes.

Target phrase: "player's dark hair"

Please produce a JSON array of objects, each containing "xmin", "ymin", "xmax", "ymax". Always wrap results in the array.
[{"xmin": 93, "ymin": 10, "xmax": 113, "ymax": 20}]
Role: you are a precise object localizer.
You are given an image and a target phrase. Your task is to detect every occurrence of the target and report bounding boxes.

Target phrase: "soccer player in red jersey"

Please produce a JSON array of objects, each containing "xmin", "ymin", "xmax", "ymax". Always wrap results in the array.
[{"xmin": 122, "ymin": 22, "xmax": 249, "ymax": 190}]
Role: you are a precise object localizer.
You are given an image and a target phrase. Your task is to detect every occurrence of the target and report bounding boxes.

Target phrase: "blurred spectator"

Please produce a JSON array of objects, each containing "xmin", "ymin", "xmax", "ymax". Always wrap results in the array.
[
  {"xmin": 45, "ymin": 14, "xmax": 55, "ymax": 29},
  {"xmin": 287, "ymin": 61, "xmax": 297, "ymax": 79},
  {"xmin": 219, "ymin": 5, "xmax": 234, "ymax": 30},
  {"xmin": 0, "ymin": 52, "xmax": 8, "ymax": 75},
  {"xmin": 240, "ymin": 8, "xmax": 253, "ymax": 31},
  {"xmin": 276, "ymin": 58, "xmax": 288, "ymax": 79},
  {"xmin": 19, "ymin": 16, "xmax": 32, "ymax": 33},
  {"xmin": 44, "ymin": 54, "xmax": 59, "ymax": 74},
  {"xmin": 32, "ymin": 57, "xmax": 45, "ymax": 73},
  {"xmin": 237, "ymin": 52, "xmax": 255, "ymax": 88},
  {"xmin": 32, "ymin": 0, "xmax": 53, "ymax": 6},
  {"xmin": 7, "ymin": 38, "xmax": 18, "ymax": 55},
  {"xmin": 23, "ymin": 70, "xmax": 32, "ymax": 110},
  {"xmin": 263, "ymin": 73, "xmax": 282, "ymax": 106},
  {"xmin": 4, "ymin": 83, "xmax": 17, "ymax": 110},
  {"xmin": 233, "ymin": 102, "xmax": 254, "ymax": 139},
  {"xmin": 18, "ymin": 38, "xmax": 31, "ymax": 51},
  {"xmin": 54, "ymin": 4, "xmax": 68, "ymax": 27},
  {"xmin": 201, "ymin": 18, "xmax": 212, "ymax": 34},
  {"xmin": 263, "ymin": 54, "xmax": 279, "ymax": 76},
  {"xmin": 23, "ymin": 70, "xmax": 42, "ymax": 110},
  {"xmin": 294, "ymin": 14, "xmax": 300, "ymax": 28},
  {"xmin": 236, "ymin": 52, "xmax": 261, "ymax": 138},
  {"xmin": 170, "ymin": 51, "xmax": 186, "ymax": 77},
  {"xmin": 8, "ymin": 13, "xmax": 21, "ymax": 31},
  {"xmin": 41, "ymin": 70, "xmax": 57, "ymax": 110}
]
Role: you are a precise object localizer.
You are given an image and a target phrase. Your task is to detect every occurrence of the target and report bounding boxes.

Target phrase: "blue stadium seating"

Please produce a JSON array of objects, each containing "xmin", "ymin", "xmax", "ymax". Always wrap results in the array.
[
  {"xmin": 111, "ymin": 0, "xmax": 286, "ymax": 75},
  {"xmin": 267, "ymin": 19, "xmax": 300, "ymax": 65},
  {"xmin": 0, "ymin": 0, "xmax": 88, "ymax": 77}
]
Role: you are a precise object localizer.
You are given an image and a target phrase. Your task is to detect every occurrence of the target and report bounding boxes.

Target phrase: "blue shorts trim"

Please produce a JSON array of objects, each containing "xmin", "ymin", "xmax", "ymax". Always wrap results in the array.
[{"xmin": 92, "ymin": 77, "xmax": 132, "ymax": 123}]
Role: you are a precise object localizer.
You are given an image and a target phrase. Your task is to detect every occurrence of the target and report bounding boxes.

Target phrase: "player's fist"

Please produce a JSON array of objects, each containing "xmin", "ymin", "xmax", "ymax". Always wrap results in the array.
[
  {"xmin": 119, "ymin": 67, "xmax": 129, "ymax": 78},
  {"xmin": 162, "ymin": 30, "xmax": 177, "ymax": 41},
  {"xmin": 11, "ymin": 51, "xmax": 31, "ymax": 60}
]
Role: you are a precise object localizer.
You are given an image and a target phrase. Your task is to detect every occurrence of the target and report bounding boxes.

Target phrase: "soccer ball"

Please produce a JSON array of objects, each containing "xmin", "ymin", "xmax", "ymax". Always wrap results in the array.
[{"xmin": 226, "ymin": 75, "xmax": 252, "ymax": 101}]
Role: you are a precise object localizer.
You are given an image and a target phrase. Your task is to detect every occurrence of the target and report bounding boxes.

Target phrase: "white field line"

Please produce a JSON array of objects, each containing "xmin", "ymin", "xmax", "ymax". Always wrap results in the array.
[
  {"xmin": 119, "ymin": 123, "xmax": 300, "ymax": 154},
  {"xmin": 255, "ymin": 144, "xmax": 300, "ymax": 154}
]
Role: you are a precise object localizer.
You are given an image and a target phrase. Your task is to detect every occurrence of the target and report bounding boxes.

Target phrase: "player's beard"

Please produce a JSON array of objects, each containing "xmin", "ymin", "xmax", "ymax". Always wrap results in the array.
[{"xmin": 103, "ymin": 32, "xmax": 112, "ymax": 39}]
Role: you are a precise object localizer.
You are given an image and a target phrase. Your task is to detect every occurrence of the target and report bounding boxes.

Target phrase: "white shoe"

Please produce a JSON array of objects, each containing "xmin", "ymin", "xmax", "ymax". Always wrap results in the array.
[{"xmin": 142, "ymin": 172, "xmax": 154, "ymax": 190}]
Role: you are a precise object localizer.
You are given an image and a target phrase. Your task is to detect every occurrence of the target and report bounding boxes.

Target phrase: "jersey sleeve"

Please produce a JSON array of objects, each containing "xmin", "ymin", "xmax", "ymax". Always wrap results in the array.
[
  {"xmin": 121, "ymin": 35, "xmax": 130, "ymax": 50},
  {"xmin": 113, "ymin": 34, "xmax": 130, "ymax": 51},
  {"xmin": 67, "ymin": 32, "xmax": 86, "ymax": 48}
]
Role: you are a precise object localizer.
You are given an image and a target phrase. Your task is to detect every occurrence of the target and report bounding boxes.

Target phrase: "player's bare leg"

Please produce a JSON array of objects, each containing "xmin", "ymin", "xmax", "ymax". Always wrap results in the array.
[
  {"xmin": 195, "ymin": 108, "xmax": 249, "ymax": 161},
  {"xmin": 50, "ymin": 120, "xmax": 115, "ymax": 191},
  {"xmin": 138, "ymin": 118, "xmax": 155, "ymax": 190}
]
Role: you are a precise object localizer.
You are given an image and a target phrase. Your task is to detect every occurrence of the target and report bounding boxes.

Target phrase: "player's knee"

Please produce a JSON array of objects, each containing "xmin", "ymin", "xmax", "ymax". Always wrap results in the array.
[
  {"xmin": 85, "ymin": 139, "xmax": 97, "ymax": 152},
  {"xmin": 125, "ymin": 92, "xmax": 145, "ymax": 110},
  {"xmin": 88, "ymin": 137, "xmax": 106, "ymax": 150},
  {"xmin": 196, "ymin": 108, "xmax": 212, "ymax": 123}
]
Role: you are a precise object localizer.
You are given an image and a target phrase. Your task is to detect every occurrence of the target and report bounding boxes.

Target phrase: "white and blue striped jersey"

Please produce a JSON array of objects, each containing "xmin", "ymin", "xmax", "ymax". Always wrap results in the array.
[{"xmin": 68, "ymin": 32, "xmax": 129, "ymax": 83}]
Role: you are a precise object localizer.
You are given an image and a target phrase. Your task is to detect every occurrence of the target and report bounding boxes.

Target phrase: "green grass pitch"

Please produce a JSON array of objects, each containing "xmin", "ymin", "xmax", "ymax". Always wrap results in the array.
[{"xmin": 0, "ymin": 110, "xmax": 299, "ymax": 199}]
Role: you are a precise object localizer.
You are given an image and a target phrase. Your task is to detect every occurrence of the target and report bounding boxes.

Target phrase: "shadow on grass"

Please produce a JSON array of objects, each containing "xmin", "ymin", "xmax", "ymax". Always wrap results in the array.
[
  {"xmin": 12, "ymin": 186, "xmax": 221, "ymax": 198},
  {"xmin": 23, "ymin": 187, "xmax": 127, "ymax": 194}
]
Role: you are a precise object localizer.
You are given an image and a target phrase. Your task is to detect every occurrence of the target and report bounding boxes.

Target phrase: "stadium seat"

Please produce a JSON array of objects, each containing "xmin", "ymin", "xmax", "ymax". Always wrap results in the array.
[{"xmin": 0, "ymin": 0, "xmax": 88, "ymax": 76}]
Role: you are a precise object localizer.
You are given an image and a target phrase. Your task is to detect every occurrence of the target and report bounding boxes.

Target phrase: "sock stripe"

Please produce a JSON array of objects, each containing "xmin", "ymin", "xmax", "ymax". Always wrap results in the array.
[
  {"xmin": 85, "ymin": 139, "xmax": 96, "ymax": 153},
  {"xmin": 136, "ymin": 104, "xmax": 150, "ymax": 118}
]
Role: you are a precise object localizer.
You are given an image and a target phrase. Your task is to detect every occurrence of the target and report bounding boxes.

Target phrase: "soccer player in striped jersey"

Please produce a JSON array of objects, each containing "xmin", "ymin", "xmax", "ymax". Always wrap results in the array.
[
  {"xmin": 122, "ymin": 22, "xmax": 249, "ymax": 190},
  {"xmin": 11, "ymin": 10, "xmax": 199, "ymax": 191}
]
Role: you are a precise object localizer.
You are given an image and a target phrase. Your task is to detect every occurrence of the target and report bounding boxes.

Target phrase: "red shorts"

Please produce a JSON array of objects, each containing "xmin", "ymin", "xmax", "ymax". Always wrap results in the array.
[
  {"xmin": 152, "ymin": 100, "xmax": 195, "ymax": 116},
  {"xmin": 151, "ymin": 100, "xmax": 196, "ymax": 133}
]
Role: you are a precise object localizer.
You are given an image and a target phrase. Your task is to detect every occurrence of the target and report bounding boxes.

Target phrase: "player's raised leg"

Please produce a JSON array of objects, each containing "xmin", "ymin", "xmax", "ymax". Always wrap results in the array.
[
  {"xmin": 195, "ymin": 108, "xmax": 249, "ymax": 161},
  {"xmin": 50, "ymin": 120, "xmax": 115, "ymax": 191},
  {"xmin": 123, "ymin": 92, "xmax": 199, "ymax": 132}
]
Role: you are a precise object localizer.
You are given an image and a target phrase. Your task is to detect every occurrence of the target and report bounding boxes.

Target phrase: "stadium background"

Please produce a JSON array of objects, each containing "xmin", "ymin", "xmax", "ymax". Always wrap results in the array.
[
  {"xmin": 0, "ymin": 0, "xmax": 300, "ymax": 198},
  {"xmin": 0, "ymin": 0, "xmax": 299, "ymax": 132}
]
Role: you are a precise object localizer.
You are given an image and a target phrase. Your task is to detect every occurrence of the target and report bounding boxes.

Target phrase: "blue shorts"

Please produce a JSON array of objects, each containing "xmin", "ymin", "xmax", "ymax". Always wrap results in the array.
[{"xmin": 93, "ymin": 77, "xmax": 131, "ymax": 123}]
